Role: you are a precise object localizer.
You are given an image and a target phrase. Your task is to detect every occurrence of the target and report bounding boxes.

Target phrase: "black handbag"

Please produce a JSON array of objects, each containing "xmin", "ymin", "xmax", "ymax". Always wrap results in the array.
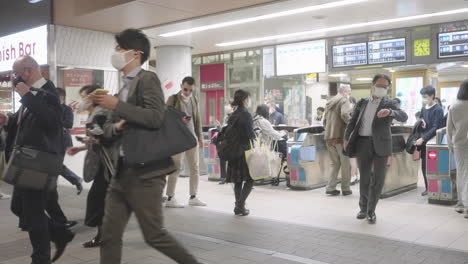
[
  {"xmin": 122, "ymin": 106, "xmax": 198, "ymax": 167},
  {"xmin": 3, "ymin": 109, "xmax": 63, "ymax": 191},
  {"xmin": 406, "ymin": 120, "xmax": 424, "ymax": 154}
]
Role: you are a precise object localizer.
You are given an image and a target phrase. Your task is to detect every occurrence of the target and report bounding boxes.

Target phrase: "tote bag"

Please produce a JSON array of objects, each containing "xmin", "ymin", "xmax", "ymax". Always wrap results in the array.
[{"xmin": 245, "ymin": 141, "xmax": 271, "ymax": 180}]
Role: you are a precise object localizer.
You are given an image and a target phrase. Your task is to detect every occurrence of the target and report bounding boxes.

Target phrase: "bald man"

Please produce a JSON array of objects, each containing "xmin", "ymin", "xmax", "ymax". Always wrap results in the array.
[{"xmin": 3, "ymin": 56, "xmax": 75, "ymax": 263}]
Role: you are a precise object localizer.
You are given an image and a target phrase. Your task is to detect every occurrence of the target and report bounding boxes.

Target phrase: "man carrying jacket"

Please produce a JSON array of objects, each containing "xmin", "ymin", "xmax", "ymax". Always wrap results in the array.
[
  {"xmin": 324, "ymin": 85, "xmax": 352, "ymax": 196},
  {"xmin": 4, "ymin": 56, "xmax": 74, "ymax": 264},
  {"xmin": 92, "ymin": 28, "xmax": 200, "ymax": 264},
  {"xmin": 165, "ymin": 76, "xmax": 206, "ymax": 208},
  {"xmin": 344, "ymin": 74, "xmax": 408, "ymax": 224}
]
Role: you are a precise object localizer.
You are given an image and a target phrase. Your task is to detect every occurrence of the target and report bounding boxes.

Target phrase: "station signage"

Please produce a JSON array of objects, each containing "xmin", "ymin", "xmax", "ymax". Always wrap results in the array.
[
  {"xmin": 368, "ymin": 38, "xmax": 406, "ymax": 64},
  {"xmin": 0, "ymin": 25, "xmax": 48, "ymax": 72},
  {"xmin": 332, "ymin": 42, "xmax": 367, "ymax": 67},
  {"xmin": 276, "ymin": 40, "xmax": 326, "ymax": 76},
  {"xmin": 438, "ymin": 30, "xmax": 468, "ymax": 58}
]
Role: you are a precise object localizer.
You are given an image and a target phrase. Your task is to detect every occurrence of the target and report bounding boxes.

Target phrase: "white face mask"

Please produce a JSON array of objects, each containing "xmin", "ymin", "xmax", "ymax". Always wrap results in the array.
[
  {"xmin": 372, "ymin": 86, "xmax": 387, "ymax": 98},
  {"xmin": 111, "ymin": 50, "xmax": 135, "ymax": 70},
  {"xmin": 78, "ymin": 100, "xmax": 92, "ymax": 111},
  {"xmin": 247, "ymin": 99, "xmax": 252, "ymax": 108}
]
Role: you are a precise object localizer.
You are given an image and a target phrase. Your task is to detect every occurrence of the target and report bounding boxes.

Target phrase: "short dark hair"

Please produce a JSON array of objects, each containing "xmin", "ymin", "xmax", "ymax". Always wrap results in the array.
[
  {"xmin": 256, "ymin": 104, "xmax": 269, "ymax": 119},
  {"xmin": 458, "ymin": 79, "xmax": 468, "ymax": 100},
  {"xmin": 56, "ymin": 87, "xmax": 66, "ymax": 98},
  {"xmin": 393, "ymin": 98, "xmax": 401, "ymax": 104},
  {"xmin": 415, "ymin": 111, "xmax": 421, "ymax": 118},
  {"xmin": 420, "ymin": 85, "xmax": 436, "ymax": 97},
  {"xmin": 115, "ymin": 28, "xmax": 150, "ymax": 64},
  {"xmin": 317, "ymin": 107, "xmax": 325, "ymax": 112},
  {"xmin": 231, "ymin": 89, "xmax": 250, "ymax": 107},
  {"xmin": 79, "ymin": 84, "xmax": 101, "ymax": 96},
  {"xmin": 182, "ymin": 76, "xmax": 195, "ymax": 86},
  {"xmin": 434, "ymin": 97, "xmax": 442, "ymax": 106},
  {"xmin": 372, "ymin": 74, "xmax": 391, "ymax": 86}
]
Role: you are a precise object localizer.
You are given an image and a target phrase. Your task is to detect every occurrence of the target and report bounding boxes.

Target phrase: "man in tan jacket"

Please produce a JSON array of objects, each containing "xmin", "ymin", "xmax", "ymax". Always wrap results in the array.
[
  {"xmin": 323, "ymin": 85, "xmax": 353, "ymax": 196},
  {"xmin": 165, "ymin": 77, "xmax": 206, "ymax": 208}
]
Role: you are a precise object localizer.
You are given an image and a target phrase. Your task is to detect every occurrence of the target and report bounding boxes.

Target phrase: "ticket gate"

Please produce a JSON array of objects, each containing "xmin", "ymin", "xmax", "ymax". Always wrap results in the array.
[
  {"xmin": 380, "ymin": 126, "xmax": 420, "ymax": 198},
  {"xmin": 287, "ymin": 126, "xmax": 331, "ymax": 190},
  {"xmin": 426, "ymin": 128, "xmax": 457, "ymax": 205}
]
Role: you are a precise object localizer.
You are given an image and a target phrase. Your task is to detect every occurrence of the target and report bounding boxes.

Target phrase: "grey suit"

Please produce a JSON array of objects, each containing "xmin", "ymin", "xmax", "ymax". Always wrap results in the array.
[
  {"xmin": 100, "ymin": 69, "xmax": 198, "ymax": 264},
  {"xmin": 344, "ymin": 97, "xmax": 408, "ymax": 214}
]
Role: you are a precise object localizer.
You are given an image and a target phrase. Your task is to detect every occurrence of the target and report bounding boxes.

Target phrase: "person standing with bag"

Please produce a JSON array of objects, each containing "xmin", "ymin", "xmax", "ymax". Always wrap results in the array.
[
  {"xmin": 225, "ymin": 89, "xmax": 256, "ymax": 216},
  {"xmin": 3, "ymin": 56, "xmax": 74, "ymax": 264},
  {"xmin": 165, "ymin": 76, "xmax": 206, "ymax": 208},
  {"xmin": 92, "ymin": 28, "xmax": 200, "ymax": 264}
]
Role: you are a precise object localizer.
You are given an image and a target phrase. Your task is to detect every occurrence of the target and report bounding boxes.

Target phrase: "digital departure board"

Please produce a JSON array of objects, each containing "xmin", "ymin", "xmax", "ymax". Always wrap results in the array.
[
  {"xmin": 439, "ymin": 30, "xmax": 468, "ymax": 58},
  {"xmin": 332, "ymin": 43, "xmax": 367, "ymax": 68},
  {"xmin": 368, "ymin": 38, "xmax": 406, "ymax": 64}
]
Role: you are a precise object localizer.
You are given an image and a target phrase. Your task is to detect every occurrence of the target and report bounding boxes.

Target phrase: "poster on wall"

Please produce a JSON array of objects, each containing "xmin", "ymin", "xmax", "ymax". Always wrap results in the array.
[
  {"xmin": 395, "ymin": 76, "xmax": 424, "ymax": 125},
  {"xmin": 64, "ymin": 69, "xmax": 93, "ymax": 134}
]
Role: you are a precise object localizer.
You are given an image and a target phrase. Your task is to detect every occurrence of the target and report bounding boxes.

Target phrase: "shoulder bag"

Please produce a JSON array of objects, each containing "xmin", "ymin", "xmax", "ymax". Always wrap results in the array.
[{"xmin": 3, "ymin": 108, "xmax": 63, "ymax": 191}]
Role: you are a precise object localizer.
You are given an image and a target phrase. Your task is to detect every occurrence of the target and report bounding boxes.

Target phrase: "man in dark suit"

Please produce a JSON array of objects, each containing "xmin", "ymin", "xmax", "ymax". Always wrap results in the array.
[
  {"xmin": 92, "ymin": 29, "xmax": 200, "ymax": 264},
  {"xmin": 344, "ymin": 74, "xmax": 408, "ymax": 224},
  {"xmin": 4, "ymin": 56, "xmax": 75, "ymax": 263},
  {"xmin": 39, "ymin": 88, "xmax": 83, "ymax": 230}
]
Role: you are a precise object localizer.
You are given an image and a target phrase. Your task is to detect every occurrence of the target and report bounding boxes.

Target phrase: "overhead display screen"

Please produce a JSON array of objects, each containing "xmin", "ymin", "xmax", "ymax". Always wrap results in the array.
[
  {"xmin": 368, "ymin": 38, "xmax": 406, "ymax": 64},
  {"xmin": 439, "ymin": 30, "xmax": 468, "ymax": 58},
  {"xmin": 332, "ymin": 42, "xmax": 367, "ymax": 68},
  {"xmin": 276, "ymin": 40, "xmax": 326, "ymax": 76}
]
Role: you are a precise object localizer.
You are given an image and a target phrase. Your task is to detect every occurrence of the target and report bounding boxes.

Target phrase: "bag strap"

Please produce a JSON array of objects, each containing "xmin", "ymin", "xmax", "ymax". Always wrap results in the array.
[
  {"xmin": 172, "ymin": 94, "xmax": 178, "ymax": 108},
  {"xmin": 13, "ymin": 107, "xmax": 25, "ymax": 147}
]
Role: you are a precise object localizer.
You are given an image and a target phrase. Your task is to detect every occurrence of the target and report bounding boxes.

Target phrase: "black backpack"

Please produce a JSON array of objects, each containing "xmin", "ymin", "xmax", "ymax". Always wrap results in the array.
[{"xmin": 214, "ymin": 115, "xmax": 245, "ymax": 161}]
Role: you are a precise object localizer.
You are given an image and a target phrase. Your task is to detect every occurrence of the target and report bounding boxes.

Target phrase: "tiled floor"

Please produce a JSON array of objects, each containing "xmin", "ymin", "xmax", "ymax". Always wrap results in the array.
[{"xmin": 0, "ymin": 153, "xmax": 467, "ymax": 263}]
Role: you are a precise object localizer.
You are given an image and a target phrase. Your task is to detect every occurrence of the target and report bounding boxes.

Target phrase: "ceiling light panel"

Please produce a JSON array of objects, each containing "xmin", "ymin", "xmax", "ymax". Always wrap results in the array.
[
  {"xmin": 216, "ymin": 7, "xmax": 468, "ymax": 47},
  {"xmin": 159, "ymin": 0, "xmax": 368, "ymax": 37}
]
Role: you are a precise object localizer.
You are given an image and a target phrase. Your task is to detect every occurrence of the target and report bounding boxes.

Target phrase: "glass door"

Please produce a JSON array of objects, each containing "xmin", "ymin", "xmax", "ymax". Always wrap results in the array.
[{"xmin": 204, "ymin": 89, "xmax": 224, "ymax": 126}]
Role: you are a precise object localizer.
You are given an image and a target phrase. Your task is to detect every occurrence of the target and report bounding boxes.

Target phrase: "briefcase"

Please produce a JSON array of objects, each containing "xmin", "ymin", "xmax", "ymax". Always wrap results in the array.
[{"xmin": 3, "ymin": 146, "xmax": 63, "ymax": 191}]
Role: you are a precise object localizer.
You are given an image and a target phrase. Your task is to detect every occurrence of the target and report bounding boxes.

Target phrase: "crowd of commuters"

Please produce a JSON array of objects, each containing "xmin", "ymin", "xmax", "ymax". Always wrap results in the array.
[{"xmin": 0, "ymin": 24, "xmax": 468, "ymax": 264}]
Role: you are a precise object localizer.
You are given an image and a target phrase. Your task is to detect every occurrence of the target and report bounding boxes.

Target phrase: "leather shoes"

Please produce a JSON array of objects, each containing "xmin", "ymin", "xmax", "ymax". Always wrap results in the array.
[
  {"xmin": 64, "ymin": 221, "xmax": 78, "ymax": 229},
  {"xmin": 83, "ymin": 237, "xmax": 102, "ymax": 248},
  {"xmin": 326, "ymin": 190, "xmax": 340, "ymax": 196},
  {"xmin": 52, "ymin": 230, "xmax": 75, "ymax": 262},
  {"xmin": 356, "ymin": 211, "xmax": 366, "ymax": 219},
  {"xmin": 367, "ymin": 212, "xmax": 377, "ymax": 224}
]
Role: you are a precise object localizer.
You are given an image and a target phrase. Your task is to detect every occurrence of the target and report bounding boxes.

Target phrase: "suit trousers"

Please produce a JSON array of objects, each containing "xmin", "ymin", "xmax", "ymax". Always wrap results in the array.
[
  {"xmin": 166, "ymin": 145, "xmax": 199, "ymax": 197},
  {"xmin": 100, "ymin": 163, "xmax": 199, "ymax": 264},
  {"xmin": 325, "ymin": 143, "xmax": 351, "ymax": 192},
  {"xmin": 356, "ymin": 137, "xmax": 388, "ymax": 214},
  {"xmin": 46, "ymin": 189, "xmax": 68, "ymax": 224},
  {"xmin": 12, "ymin": 188, "xmax": 66, "ymax": 264}
]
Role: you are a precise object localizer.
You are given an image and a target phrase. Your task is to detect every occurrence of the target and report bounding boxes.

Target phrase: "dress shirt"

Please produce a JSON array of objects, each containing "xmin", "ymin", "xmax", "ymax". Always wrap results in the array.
[
  {"xmin": 30, "ymin": 77, "xmax": 46, "ymax": 96},
  {"xmin": 359, "ymin": 97, "xmax": 382, "ymax": 136}
]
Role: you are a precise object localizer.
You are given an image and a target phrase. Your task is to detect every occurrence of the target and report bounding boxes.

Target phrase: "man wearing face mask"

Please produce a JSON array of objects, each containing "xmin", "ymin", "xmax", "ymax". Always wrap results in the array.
[
  {"xmin": 165, "ymin": 76, "xmax": 206, "ymax": 208},
  {"xmin": 2, "ymin": 56, "xmax": 75, "ymax": 263},
  {"xmin": 416, "ymin": 86, "xmax": 444, "ymax": 196},
  {"xmin": 344, "ymin": 74, "xmax": 408, "ymax": 224},
  {"xmin": 269, "ymin": 102, "xmax": 285, "ymax": 125},
  {"xmin": 92, "ymin": 28, "xmax": 200, "ymax": 264}
]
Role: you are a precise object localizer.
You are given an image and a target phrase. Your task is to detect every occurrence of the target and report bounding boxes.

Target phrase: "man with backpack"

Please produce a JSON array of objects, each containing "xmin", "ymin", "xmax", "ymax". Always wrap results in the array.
[{"xmin": 165, "ymin": 77, "xmax": 206, "ymax": 208}]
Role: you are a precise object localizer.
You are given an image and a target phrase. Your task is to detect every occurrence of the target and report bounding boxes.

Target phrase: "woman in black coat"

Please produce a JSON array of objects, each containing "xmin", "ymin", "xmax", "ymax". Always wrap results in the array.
[{"xmin": 226, "ymin": 89, "xmax": 256, "ymax": 216}]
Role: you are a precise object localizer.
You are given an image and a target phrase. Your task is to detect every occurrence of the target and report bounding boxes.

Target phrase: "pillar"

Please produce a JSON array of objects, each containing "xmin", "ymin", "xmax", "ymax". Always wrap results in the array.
[{"xmin": 154, "ymin": 45, "xmax": 192, "ymax": 100}]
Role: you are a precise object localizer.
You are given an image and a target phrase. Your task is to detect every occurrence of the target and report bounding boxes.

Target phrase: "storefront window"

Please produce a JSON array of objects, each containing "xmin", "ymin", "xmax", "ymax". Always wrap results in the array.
[{"xmin": 202, "ymin": 55, "xmax": 219, "ymax": 64}]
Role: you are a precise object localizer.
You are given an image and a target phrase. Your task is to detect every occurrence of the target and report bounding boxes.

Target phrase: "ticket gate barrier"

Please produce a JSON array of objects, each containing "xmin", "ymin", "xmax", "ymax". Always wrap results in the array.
[
  {"xmin": 380, "ymin": 126, "xmax": 419, "ymax": 198},
  {"xmin": 426, "ymin": 128, "xmax": 457, "ymax": 205},
  {"xmin": 287, "ymin": 126, "xmax": 331, "ymax": 190}
]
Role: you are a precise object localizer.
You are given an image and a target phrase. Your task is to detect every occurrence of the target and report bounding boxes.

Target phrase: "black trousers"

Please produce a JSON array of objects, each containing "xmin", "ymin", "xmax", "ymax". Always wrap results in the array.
[
  {"xmin": 46, "ymin": 189, "xmax": 68, "ymax": 224},
  {"xmin": 219, "ymin": 159, "xmax": 227, "ymax": 180},
  {"xmin": 85, "ymin": 170, "xmax": 108, "ymax": 227},
  {"xmin": 420, "ymin": 144, "xmax": 428, "ymax": 190},
  {"xmin": 356, "ymin": 137, "xmax": 388, "ymax": 214},
  {"xmin": 11, "ymin": 188, "xmax": 67, "ymax": 264}
]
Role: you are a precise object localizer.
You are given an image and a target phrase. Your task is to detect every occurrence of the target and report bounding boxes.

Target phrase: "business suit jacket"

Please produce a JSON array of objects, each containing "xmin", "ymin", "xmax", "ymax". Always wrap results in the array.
[
  {"xmin": 344, "ymin": 96, "xmax": 408, "ymax": 157},
  {"xmin": 103, "ymin": 69, "xmax": 175, "ymax": 178},
  {"xmin": 166, "ymin": 92, "xmax": 203, "ymax": 141},
  {"xmin": 5, "ymin": 80, "xmax": 63, "ymax": 161},
  {"xmin": 61, "ymin": 103, "xmax": 74, "ymax": 152}
]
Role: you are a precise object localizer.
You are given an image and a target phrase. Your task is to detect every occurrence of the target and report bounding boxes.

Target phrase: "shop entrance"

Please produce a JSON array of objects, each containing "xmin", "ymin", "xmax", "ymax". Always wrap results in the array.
[{"xmin": 204, "ymin": 89, "xmax": 224, "ymax": 126}]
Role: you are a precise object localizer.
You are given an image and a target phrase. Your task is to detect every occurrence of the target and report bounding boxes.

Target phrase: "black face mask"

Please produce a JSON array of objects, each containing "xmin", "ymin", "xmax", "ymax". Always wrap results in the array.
[{"xmin": 13, "ymin": 76, "xmax": 25, "ymax": 87}]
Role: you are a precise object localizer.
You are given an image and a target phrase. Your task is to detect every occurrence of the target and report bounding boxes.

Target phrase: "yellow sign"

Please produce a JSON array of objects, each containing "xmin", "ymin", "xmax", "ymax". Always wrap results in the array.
[
  {"xmin": 414, "ymin": 39, "xmax": 430, "ymax": 57},
  {"xmin": 306, "ymin": 73, "xmax": 317, "ymax": 79}
]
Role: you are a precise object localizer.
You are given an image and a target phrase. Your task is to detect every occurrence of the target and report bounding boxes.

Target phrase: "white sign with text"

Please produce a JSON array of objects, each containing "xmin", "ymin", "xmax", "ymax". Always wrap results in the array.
[{"xmin": 0, "ymin": 25, "xmax": 48, "ymax": 72}]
